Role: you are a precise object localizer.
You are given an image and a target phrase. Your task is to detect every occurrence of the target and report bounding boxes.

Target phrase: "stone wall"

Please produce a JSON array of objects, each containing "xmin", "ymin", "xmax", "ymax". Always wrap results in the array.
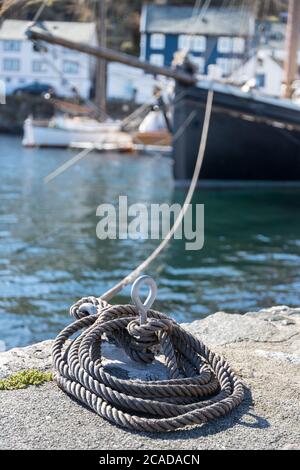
[{"xmin": 0, "ymin": 306, "xmax": 299, "ymax": 450}]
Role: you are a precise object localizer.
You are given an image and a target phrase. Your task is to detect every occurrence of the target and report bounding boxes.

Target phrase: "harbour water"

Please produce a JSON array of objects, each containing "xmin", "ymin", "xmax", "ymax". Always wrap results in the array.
[{"xmin": 1, "ymin": 135, "xmax": 300, "ymax": 350}]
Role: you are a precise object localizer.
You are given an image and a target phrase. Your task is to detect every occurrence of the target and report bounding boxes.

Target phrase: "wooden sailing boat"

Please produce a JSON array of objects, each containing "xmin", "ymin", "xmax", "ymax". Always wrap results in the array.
[
  {"xmin": 173, "ymin": 0, "xmax": 300, "ymax": 181},
  {"xmin": 27, "ymin": 0, "xmax": 300, "ymax": 181}
]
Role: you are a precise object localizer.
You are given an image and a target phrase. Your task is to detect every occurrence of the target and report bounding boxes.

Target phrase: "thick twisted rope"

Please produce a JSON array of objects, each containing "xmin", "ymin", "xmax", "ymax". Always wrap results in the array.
[
  {"xmin": 52, "ymin": 298, "xmax": 244, "ymax": 432},
  {"xmin": 99, "ymin": 90, "xmax": 214, "ymax": 302}
]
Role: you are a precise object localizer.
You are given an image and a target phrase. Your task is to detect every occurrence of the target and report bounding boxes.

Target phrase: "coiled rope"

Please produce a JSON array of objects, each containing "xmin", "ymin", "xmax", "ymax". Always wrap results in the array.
[
  {"xmin": 52, "ymin": 90, "xmax": 244, "ymax": 431},
  {"xmin": 52, "ymin": 277, "xmax": 244, "ymax": 432}
]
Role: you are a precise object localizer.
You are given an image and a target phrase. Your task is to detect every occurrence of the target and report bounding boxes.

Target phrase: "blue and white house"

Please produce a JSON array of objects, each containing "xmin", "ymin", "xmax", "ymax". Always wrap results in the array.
[{"xmin": 140, "ymin": 4, "xmax": 256, "ymax": 77}]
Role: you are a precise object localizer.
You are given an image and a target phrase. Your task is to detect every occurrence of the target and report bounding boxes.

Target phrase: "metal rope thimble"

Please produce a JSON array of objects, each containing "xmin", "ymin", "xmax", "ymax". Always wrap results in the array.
[{"xmin": 131, "ymin": 275, "xmax": 157, "ymax": 325}]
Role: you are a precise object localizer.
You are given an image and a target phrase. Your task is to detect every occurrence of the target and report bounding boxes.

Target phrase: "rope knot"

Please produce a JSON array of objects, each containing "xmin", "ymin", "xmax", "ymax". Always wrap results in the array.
[{"xmin": 127, "ymin": 317, "xmax": 171, "ymax": 349}]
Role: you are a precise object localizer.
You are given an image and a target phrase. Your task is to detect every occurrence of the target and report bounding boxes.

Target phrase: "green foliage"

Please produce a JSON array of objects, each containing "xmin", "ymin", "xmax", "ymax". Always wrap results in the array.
[{"xmin": 0, "ymin": 369, "xmax": 52, "ymax": 390}]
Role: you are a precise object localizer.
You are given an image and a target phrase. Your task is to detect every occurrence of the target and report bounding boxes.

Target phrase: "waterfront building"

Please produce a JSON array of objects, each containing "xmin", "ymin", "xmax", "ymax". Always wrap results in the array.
[
  {"xmin": 0, "ymin": 20, "xmax": 97, "ymax": 99},
  {"xmin": 139, "ymin": 4, "xmax": 255, "ymax": 77}
]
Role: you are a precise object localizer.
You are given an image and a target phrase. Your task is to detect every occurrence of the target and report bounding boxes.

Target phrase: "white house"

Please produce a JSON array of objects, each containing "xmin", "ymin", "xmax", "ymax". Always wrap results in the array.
[
  {"xmin": 107, "ymin": 62, "xmax": 169, "ymax": 104},
  {"xmin": 0, "ymin": 20, "xmax": 97, "ymax": 99},
  {"xmin": 229, "ymin": 20, "xmax": 300, "ymax": 97},
  {"xmin": 229, "ymin": 50, "xmax": 285, "ymax": 97}
]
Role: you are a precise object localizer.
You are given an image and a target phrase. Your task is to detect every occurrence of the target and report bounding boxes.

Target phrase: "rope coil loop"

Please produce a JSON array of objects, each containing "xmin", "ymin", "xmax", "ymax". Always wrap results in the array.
[{"xmin": 52, "ymin": 276, "xmax": 244, "ymax": 432}]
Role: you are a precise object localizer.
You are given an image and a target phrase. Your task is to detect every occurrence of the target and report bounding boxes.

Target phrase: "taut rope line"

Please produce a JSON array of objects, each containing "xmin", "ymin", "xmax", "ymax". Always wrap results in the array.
[{"xmin": 101, "ymin": 89, "xmax": 214, "ymax": 302}]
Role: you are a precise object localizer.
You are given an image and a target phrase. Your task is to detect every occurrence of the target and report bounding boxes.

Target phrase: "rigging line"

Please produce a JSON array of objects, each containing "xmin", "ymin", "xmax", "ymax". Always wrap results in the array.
[
  {"xmin": 28, "ymin": 3, "xmax": 110, "ymax": 119},
  {"xmin": 254, "ymin": 0, "xmax": 271, "ymax": 78},
  {"xmin": 43, "ymin": 102, "xmax": 169, "ymax": 185},
  {"xmin": 186, "ymin": 0, "xmax": 212, "ymax": 52},
  {"xmin": 148, "ymin": 111, "xmax": 197, "ymax": 148},
  {"xmin": 197, "ymin": 0, "xmax": 240, "ymax": 73},
  {"xmin": 192, "ymin": 0, "xmax": 204, "ymax": 16},
  {"xmin": 43, "ymin": 93, "xmax": 196, "ymax": 184},
  {"xmin": 127, "ymin": 110, "xmax": 197, "ymax": 156},
  {"xmin": 44, "ymin": 145, "xmax": 97, "ymax": 184},
  {"xmin": 133, "ymin": 111, "xmax": 197, "ymax": 159},
  {"xmin": 174, "ymin": 0, "xmax": 209, "ymax": 55},
  {"xmin": 239, "ymin": 1, "xmax": 253, "ymax": 37},
  {"xmin": 121, "ymin": 101, "xmax": 156, "ymax": 127},
  {"xmin": 36, "ymin": 45, "xmax": 114, "ymax": 121},
  {"xmin": 172, "ymin": 110, "xmax": 197, "ymax": 142},
  {"xmin": 30, "ymin": 32, "xmax": 79, "ymax": 93},
  {"xmin": 100, "ymin": 90, "xmax": 214, "ymax": 302},
  {"xmin": 32, "ymin": 0, "xmax": 49, "ymax": 25},
  {"xmin": 227, "ymin": 0, "xmax": 252, "ymax": 76},
  {"xmin": 206, "ymin": 0, "xmax": 251, "ymax": 79}
]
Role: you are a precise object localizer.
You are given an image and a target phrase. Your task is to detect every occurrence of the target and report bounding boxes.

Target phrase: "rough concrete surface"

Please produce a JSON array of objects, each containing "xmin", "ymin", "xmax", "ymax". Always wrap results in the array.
[{"xmin": 0, "ymin": 306, "xmax": 300, "ymax": 450}]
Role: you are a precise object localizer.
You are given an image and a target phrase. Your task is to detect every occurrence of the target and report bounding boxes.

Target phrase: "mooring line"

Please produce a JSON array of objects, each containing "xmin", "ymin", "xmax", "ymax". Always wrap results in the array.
[
  {"xmin": 55, "ymin": 90, "xmax": 244, "ymax": 433},
  {"xmin": 44, "ymin": 145, "xmax": 96, "ymax": 184},
  {"xmin": 100, "ymin": 89, "xmax": 214, "ymax": 302}
]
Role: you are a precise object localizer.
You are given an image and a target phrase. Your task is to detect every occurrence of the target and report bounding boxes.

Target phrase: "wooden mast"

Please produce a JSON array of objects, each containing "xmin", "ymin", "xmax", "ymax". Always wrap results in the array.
[
  {"xmin": 282, "ymin": 0, "xmax": 300, "ymax": 99},
  {"xmin": 95, "ymin": 0, "xmax": 107, "ymax": 121}
]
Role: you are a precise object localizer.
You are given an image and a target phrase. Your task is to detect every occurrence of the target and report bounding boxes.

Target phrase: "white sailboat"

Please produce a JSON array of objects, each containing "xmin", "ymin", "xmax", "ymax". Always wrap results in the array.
[{"xmin": 22, "ymin": 115, "xmax": 133, "ymax": 150}]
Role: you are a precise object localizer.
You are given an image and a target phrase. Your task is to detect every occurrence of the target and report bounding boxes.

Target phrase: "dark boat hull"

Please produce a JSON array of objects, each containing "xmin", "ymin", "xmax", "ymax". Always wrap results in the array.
[{"xmin": 173, "ymin": 82, "xmax": 300, "ymax": 181}]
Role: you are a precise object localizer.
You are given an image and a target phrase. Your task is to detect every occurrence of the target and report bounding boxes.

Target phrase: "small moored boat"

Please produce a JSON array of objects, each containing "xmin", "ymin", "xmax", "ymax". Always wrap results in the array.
[{"xmin": 22, "ymin": 115, "xmax": 133, "ymax": 150}]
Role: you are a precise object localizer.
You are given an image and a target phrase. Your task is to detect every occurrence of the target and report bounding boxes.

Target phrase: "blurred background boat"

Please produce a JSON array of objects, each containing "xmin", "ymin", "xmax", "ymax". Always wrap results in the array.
[{"xmin": 22, "ymin": 115, "xmax": 132, "ymax": 149}]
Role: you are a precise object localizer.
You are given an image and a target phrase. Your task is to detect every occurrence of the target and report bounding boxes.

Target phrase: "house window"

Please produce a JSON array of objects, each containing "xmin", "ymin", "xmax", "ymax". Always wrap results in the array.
[
  {"xmin": 150, "ymin": 33, "xmax": 165, "ymax": 50},
  {"xmin": 256, "ymin": 74, "xmax": 265, "ymax": 87},
  {"xmin": 32, "ymin": 60, "xmax": 47, "ymax": 73},
  {"xmin": 178, "ymin": 35, "xmax": 206, "ymax": 52},
  {"xmin": 3, "ymin": 58, "xmax": 20, "ymax": 71},
  {"xmin": 63, "ymin": 60, "xmax": 79, "ymax": 74},
  {"xmin": 191, "ymin": 56, "xmax": 205, "ymax": 74},
  {"xmin": 3, "ymin": 40, "xmax": 21, "ymax": 52},
  {"xmin": 217, "ymin": 37, "xmax": 233, "ymax": 53},
  {"xmin": 217, "ymin": 58, "xmax": 241, "ymax": 76},
  {"xmin": 216, "ymin": 58, "xmax": 230, "ymax": 76},
  {"xmin": 233, "ymin": 37, "xmax": 245, "ymax": 53},
  {"xmin": 149, "ymin": 54, "xmax": 164, "ymax": 66},
  {"xmin": 193, "ymin": 36, "xmax": 206, "ymax": 52},
  {"xmin": 178, "ymin": 34, "xmax": 192, "ymax": 51}
]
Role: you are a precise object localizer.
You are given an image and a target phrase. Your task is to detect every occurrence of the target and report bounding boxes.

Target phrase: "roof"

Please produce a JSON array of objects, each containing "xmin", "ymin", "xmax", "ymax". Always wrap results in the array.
[
  {"xmin": 0, "ymin": 20, "xmax": 96, "ymax": 42},
  {"xmin": 140, "ymin": 5, "xmax": 255, "ymax": 37}
]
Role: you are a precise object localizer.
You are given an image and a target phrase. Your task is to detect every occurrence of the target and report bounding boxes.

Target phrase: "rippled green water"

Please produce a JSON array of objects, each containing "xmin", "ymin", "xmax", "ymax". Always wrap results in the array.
[{"xmin": 1, "ymin": 135, "xmax": 300, "ymax": 349}]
